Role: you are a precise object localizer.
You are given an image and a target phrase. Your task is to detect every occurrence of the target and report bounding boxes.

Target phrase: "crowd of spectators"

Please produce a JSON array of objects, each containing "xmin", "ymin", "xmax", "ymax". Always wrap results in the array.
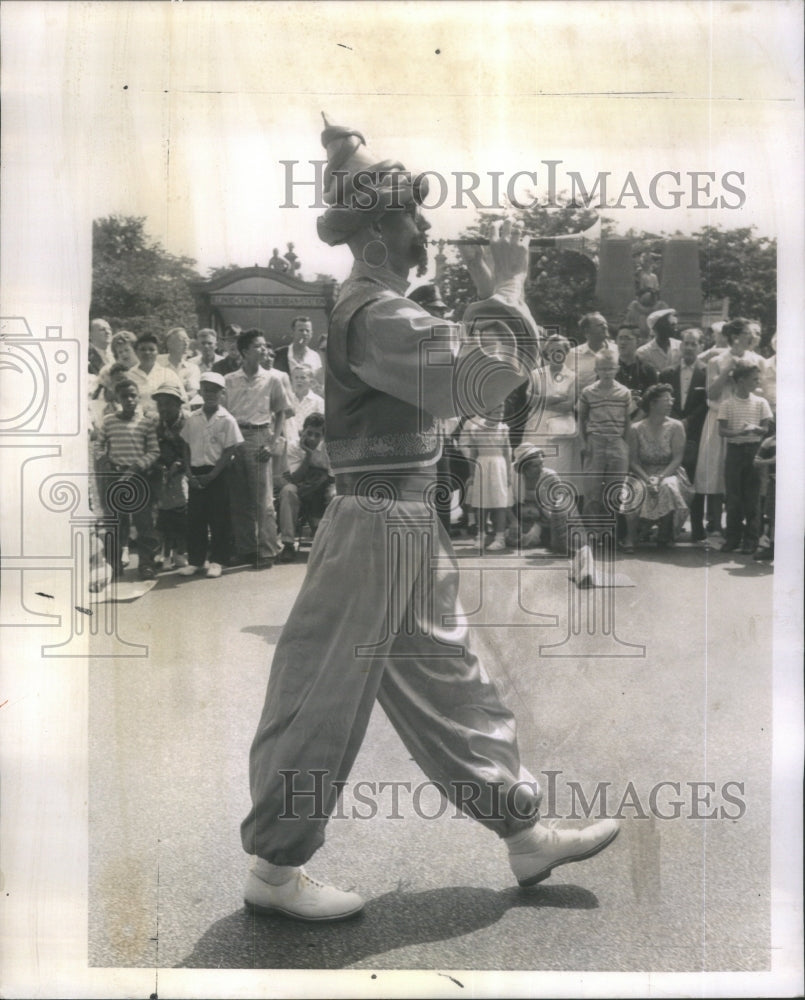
[
  {"xmin": 87, "ymin": 292, "xmax": 777, "ymax": 587},
  {"xmin": 438, "ymin": 304, "xmax": 776, "ymax": 562},
  {"xmin": 88, "ymin": 316, "xmax": 330, "ymax": 583}
]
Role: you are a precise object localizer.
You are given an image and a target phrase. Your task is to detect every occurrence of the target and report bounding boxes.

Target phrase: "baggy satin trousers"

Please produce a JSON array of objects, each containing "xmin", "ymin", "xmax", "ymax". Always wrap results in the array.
[{"xmin": 241, "ymin": 494, "xmax": 541, "ymax": 866}]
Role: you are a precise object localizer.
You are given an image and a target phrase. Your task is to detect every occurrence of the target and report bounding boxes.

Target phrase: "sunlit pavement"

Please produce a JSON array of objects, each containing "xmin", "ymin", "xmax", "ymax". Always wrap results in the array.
[{"xmin": 88, "ymin": 536, "xmax": 773, "ymax": 971}]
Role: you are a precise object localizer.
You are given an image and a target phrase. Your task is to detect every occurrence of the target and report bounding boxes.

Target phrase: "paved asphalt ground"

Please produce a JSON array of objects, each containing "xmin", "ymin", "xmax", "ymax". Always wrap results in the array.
[{"xmin": 88, "ymin": 533, "xmax": 773, "ymax": 974}]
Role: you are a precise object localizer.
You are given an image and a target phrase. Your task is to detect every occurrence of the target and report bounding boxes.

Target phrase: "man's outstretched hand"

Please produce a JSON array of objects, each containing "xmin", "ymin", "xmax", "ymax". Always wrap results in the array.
[{"xmin": 459, "ymin": 221, "xmax": 528, "ymax": 299}]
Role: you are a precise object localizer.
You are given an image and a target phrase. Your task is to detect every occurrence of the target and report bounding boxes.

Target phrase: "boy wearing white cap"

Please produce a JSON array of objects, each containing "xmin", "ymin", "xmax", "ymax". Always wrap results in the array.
[{"xmin": 178, "ymin": 372, "xmax": 243, "ymax": 578}]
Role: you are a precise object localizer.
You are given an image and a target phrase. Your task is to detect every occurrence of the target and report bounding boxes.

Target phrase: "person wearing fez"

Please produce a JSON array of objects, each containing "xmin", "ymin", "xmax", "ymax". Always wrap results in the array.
[{"xmin": 240, "ymin": 117, "xmax": 619, "ymax": 922}]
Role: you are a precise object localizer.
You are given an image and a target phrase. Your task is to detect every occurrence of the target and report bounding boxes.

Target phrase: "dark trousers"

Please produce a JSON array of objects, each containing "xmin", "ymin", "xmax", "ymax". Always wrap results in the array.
[
  {"xmin": 724, "ymin": 443, "xmax": 761, "ymax": 548},
  {"xmin": 101, "ymin": 471, "xmax": 158, "ymax": 572},
  {"xmin": 187, "ymin": 466, "xmax": 232, "ymax": 566}
]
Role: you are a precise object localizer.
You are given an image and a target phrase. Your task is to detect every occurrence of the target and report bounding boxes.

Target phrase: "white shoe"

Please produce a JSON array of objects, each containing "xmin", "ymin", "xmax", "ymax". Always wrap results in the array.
[
  {"xmin": 177, "ymin": 564, "xmax": 199, "ymax": 576},
  {"xmin": 120, "ymin": 546, "xmax": 130, "ymax": 568},
  {"xmin": 508, "ymin": 819, "xmax": 620, "ymax": 887},
  {"xmin": 243, "ymin": 868, "xmax": 364, "ymax": 922},
  {"xmin": 486, "ymin": 536, "xmax": 506, "ymax": 552},
  {"xmin": 174, "ymin": 553, "xmax": 189, "ymax": 568},
  {"xmin": 206, "ymin": 562, "xmax": 222, "ymax": 578}
]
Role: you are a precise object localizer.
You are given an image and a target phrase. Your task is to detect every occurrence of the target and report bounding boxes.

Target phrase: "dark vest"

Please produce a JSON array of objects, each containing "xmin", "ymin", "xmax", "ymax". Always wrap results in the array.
[{"xmin": 325, "ymin": 275, "xmax": 441, "ymax": 473}]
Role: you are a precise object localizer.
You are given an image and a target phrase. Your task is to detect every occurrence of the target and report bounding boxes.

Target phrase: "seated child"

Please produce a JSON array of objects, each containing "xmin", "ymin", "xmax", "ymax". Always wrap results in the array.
[
  {"xmin": 505, "ymin": 443, "xmax": 579, "ymax": 556},
  {"xmin": 277, "ymin": 413, "xmax": 333, "ymax": 562}
]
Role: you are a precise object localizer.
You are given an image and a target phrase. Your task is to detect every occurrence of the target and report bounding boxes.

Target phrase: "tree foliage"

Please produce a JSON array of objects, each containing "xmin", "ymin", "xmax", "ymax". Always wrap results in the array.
[
  {"xmin": 437, "ymin": 205, "xmax": 777, "ymax": 341},
  {"xmin": 91, "ymin": 216, "xmax": 202, "ymax": 343},
  {"xmin": 694, "ymin": 226, "xmax": 777, "ymax": 339}
]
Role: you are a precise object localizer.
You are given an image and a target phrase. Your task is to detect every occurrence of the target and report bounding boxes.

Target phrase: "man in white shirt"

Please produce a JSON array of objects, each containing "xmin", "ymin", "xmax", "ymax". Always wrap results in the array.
[
  {"xmin": 225, "ymin": 329, "xmax": 287, "ymax": 567},
  {"xmin": 191, "ymin": 328, "xmax": 224, "ymax": 374},
  {"xmin": 273, "ymin": 316, "xmax": 324, "ymax": 392},
  {"xmin": 567, "ymin": 312, "xmax": 616, "ymax": 396},
  {"xmin": 157, "ymin": 326, "xmax": 202, "ymax": 398},
  {"xmin": 636, "ymin": 308, "xmax": 681, "ymax": 371}
]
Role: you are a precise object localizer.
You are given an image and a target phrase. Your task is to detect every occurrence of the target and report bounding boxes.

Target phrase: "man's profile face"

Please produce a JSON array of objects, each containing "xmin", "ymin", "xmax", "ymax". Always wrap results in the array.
[
  {"xmin": 292, "ymin": 321, "xmax": 313, "ymax": 348},
  {"xmin": 378, "ymin": 204, "xmax": 430, "ymax": 277},
  {"xmin": 585, "ymin": 316, "xmax": 608, "ymax": 348},
  {"xmin": 91, "ymin": 320, "xmax": 112, "ymax": 350},
  {"xmin": 242, "ymin": 336, "xmax": 268, "ymax": 366}
]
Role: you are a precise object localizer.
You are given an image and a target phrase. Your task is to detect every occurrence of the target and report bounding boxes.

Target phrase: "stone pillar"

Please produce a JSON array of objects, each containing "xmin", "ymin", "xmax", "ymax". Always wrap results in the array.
[
  {"xmin": 594, "ymin": 238, "xmax": 635, "ymax": 329},
  {"xmin": 659, "ymin": 238, "xmax": 703, "ymax": 328}
]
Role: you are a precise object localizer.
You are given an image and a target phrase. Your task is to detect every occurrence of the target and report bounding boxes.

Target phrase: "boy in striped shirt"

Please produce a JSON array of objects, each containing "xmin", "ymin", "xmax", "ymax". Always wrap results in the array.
[
  {"xmin": 95, "ymin": 378, "xmax": 160, "ymax": 579},
  {"xmin": 718, "ymin": 361, "xmax": 773, "ymax": 554}
]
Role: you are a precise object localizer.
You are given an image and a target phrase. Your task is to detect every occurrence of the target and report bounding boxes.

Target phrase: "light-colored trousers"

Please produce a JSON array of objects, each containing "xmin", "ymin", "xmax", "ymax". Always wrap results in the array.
[
  {"xmin": 230, "ymin": 426, "xmax": 279, "ymax": 559},
  {"xmin": 241, "ymin": 494, "xmax": 541, "ymax": 866}
]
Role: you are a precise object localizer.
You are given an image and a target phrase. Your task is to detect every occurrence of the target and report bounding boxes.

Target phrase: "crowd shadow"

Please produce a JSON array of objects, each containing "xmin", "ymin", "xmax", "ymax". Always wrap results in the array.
[{"xmin": 177, "ymin": 882, "xmax": 599, "ymax": 969}]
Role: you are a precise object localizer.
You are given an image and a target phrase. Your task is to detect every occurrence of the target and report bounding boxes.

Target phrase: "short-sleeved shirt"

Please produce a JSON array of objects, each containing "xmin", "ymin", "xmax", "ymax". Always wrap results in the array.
[
  {"xmin": 157, "ymin": 356, "xmax": 201, "ymax": 396},
  {"xmin": 285, "ymin": 391, "xmax": 325, "ymax": 449},
  {"xmin": 286, "ymin": 345, "xmax": 323, "ymax": 381},
  {"xmin": 224, "ymin": 368, "xmax": 287, "ymax": 429},
  {"xmin": 180, "ymin": 406, "xmax": 243, "ymax": 466},
  {"xmin": 636, "ymin": 337, "xmax": 681, "ymax": 371},
  {"xmin": 129, "ymin": 364, "xmax": 186, "ymax": 415},
  {"xmin": 581, "ymin": 380, "xmax": 632, "ymax": 438},
  {"xmin": 97, "ymin": 409, "xmax": 159, "ymax": 471},
  {"xmin": 717, "ymin": 393, "xmax": 772, "ymax": 444}
]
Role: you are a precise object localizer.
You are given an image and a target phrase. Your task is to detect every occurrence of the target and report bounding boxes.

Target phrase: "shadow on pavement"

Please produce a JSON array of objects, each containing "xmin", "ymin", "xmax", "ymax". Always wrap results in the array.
[
  {"xmin": 242, "ymin": 624, "xmax": 286, "ymax": 644},
  {"xmin": 176, "ymin": 883, "xmax": 599, "ymax": 969}
]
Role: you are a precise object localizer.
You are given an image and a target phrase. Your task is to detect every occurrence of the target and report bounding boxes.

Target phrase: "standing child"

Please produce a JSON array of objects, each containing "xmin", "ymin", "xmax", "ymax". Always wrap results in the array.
[
  {"xmin": 178, "ymin": 372, "xmax": 244, "ymax": 578},
  {"xmin": 717, "ymin": 360, "xmax": 773, "ymax": 554},
  {"xmin": 94, "ymin": 378, "xmax": 160, "ymax": 580},
  {"xmin": 152, "ymin": 384, "xmax": 190, "ymax": 571},
  {"xmin": 578, "ymin": 348, "xmax": 632, "ymax": 520},
  {"xmin": 460, "ymin": 402, "xmax": 512, "ymax": 552}
]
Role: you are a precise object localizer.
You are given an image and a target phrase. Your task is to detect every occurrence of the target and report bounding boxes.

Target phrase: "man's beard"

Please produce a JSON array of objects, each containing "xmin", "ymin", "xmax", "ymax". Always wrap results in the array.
[{"xmin": 412, "ymin": 241, "xmax": 428, "ymax": 277}]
